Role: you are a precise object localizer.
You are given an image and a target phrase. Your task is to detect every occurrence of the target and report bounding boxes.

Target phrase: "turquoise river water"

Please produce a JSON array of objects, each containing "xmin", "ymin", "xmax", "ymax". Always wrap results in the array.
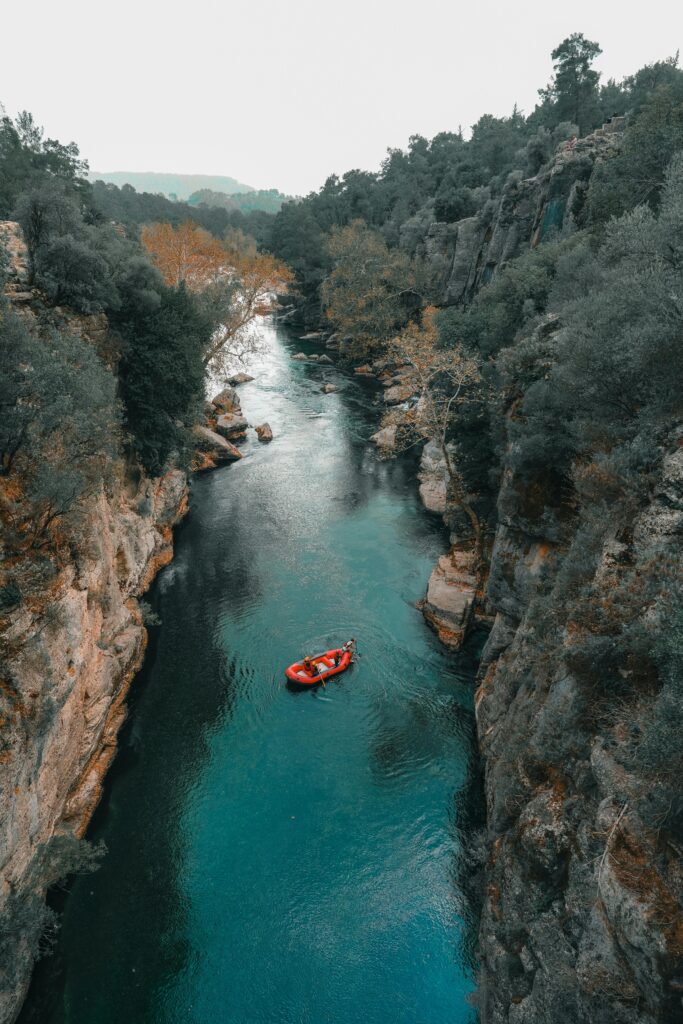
[{"xmin": 21, "ymin": 323, "xmax": 480, "ymax": 1024}]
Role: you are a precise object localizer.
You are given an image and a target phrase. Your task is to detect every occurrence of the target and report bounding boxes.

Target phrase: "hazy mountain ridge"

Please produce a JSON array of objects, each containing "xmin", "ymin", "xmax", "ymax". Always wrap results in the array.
[{"xmin": 88, "ymin": 170, "xmax": 255, "ymax": 200}]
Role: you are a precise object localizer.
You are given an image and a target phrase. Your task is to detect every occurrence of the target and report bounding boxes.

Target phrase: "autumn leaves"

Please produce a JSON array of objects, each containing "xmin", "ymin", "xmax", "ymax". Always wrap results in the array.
[{"xmin": 141, "ymin": 221, "xmax": 293, "ymax": 373}]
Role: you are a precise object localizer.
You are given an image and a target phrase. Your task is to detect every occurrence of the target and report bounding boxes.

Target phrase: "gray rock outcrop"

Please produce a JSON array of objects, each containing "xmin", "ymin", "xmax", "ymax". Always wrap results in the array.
[
  {"xmin": 215, "ymin": 412, "xmax": 248, "ymax": 440},
  {"xmin": 425, "ymin": 121, "xmax": 626, "ymax": 306}
]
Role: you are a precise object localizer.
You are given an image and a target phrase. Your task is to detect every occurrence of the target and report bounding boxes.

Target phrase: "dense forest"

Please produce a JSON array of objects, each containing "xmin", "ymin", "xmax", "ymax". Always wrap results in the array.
[{"xmin": 1, "ymin": 32, "xmax": 682, "ymax": 1015}]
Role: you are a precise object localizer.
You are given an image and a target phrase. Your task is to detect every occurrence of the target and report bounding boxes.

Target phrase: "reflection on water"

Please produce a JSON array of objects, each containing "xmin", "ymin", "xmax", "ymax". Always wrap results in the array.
[{"xmin": 21, "ymin": 323, "xmax": 479, "ymax": 1024}]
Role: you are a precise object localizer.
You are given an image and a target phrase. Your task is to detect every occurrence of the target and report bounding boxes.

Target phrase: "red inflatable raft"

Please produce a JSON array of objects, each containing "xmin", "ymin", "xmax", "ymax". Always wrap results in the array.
[{"xmin": 285, "ymin": 641, "xmax": 355, "ymax": 686}]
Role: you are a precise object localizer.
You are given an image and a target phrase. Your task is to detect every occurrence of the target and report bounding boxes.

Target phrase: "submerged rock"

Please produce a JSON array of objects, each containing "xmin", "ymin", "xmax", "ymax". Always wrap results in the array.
[
  {"xmin": 255, "ymin": 423, "xmax": 273, "ymax": 443},
  {"xmin": 321, "ymin": 383, "xmax": 338, "ymax": 394},
  {"xmin": 421, "ymin": 549, "xmax": 477, "ymax": 650}
]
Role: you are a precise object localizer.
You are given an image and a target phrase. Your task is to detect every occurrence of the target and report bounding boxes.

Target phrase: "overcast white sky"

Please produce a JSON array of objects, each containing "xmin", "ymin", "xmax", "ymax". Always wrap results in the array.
[{"xmin": 2, "ymin": 0, "xmax": 681, "ymax": 195}]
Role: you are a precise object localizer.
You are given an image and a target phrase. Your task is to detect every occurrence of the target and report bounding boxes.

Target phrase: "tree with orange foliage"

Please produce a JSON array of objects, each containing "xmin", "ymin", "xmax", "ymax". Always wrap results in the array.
[
  {"xmin": 140, "ymin": 222, "xmax": 226, "ymax": 289},
  {"xmin": 141, "ymin": 221, "xmax": 293, "ymax": 373},
  {"xmin": 198, "ymin": 249, "xmax": 294, "ymax": 373}
]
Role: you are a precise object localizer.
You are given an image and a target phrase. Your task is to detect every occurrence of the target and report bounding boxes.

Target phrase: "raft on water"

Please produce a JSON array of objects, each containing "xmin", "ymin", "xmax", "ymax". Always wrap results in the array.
[{"xmin": 285, "ymin": 641, "xmax": 355, "ymax": 686}]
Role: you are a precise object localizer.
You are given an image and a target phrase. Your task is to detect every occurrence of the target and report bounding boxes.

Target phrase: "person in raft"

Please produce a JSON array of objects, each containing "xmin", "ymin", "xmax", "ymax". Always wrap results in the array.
[{"xmin": 303, "ymin": 656, "xmax": 317, "ymax": 677}]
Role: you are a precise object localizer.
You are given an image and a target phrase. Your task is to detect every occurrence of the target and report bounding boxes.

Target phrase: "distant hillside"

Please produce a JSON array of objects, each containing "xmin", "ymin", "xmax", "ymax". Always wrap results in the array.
[
  {"xmin": 88, "ymin": 171, "xmax": 255, "ymax": 200},
  {"xmin": 187, "ymin": 188, "xmax": 291, "ymax": 214}
]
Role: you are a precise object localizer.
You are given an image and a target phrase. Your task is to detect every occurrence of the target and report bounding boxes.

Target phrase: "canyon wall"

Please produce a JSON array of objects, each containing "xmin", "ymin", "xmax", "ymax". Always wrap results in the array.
[
  {"xmin": 0, "ymin": 229, "xmax": 189, "ymax": 1022},
  {"xmin": 425, "ymin": 117, "xmax": 624, "ymax": 306},
  {"xmin": 474, "ymin": 429, "xmax": 682, "ymax": 1024},
  {"xmin": 416, "ymin": 123, "xmax": 682, "ymax": 1022}
]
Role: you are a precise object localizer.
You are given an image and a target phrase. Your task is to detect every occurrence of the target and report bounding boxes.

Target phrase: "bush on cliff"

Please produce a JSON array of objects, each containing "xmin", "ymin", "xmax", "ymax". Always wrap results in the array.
[{"xmin": 0, "ymin": 298, "xmax": 121, "ymax": 552}]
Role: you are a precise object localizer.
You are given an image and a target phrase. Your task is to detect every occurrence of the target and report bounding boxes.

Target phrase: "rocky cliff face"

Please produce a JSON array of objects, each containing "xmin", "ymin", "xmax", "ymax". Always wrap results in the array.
[
  {"xmin": 0, "ymin": 226, "xmax": 190, "ymax": 1022},
  {"xmin": 414, "ymin": 124, "xmax": 682, "ymax": 1021},
  {"xmin": 472, "ymin": 434, "xmax": 682, "ymax": 1023},
  {"xmin": 0, "ymin": 470, "xmax": 188, "ymax": 1022},
  {"xmin": 426, "ymin": 118, "xmax": 625, "ymax": 305}
]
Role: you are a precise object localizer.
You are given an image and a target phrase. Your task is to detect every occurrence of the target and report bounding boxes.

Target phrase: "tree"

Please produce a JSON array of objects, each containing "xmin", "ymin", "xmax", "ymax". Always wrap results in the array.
[
  {"xmin": 114, "ymin": 284, "xmax": 209, "ymax": 474},
  {"xmin": 321, "ymin": 220, "xmax": 420, "ymax": 355},
  {"xmin": 140, "ymin": 221, "xmax": 226, "ymax": 289},
  {"xmin": 0, "ymin": 111, "xmax": 87, "ymax": 218},
  {"xmin": 15, "ymin": 180, "xmax": 82, "ymax": 281},
  {"xmin": 583, "ymin": 82, "xmax": 683, "ymax": 224},
  {"xmin": 198, "ymin": 250, "xmax": 293, "ymax": 373},
  {"xmin": 539, "ymin": 34, "xmax": 603, "ymax": 134},
  {"xmin": 510, "ymin": 154, "xmax": 683, "ymax": 486},
  {"xmin": 0, "ymin": 299, "xmax": 120, "ymax": 551},
  {"xmin": 141, "ymin": 221, "xmax": 292, "ymax": 373},
  {"xmin": 268, "ymin": 201, "xmax": 328, "ymax": 324},
  {"xmin": 381, "ymin": 309, "xmax": 485, "ymax": 570}
]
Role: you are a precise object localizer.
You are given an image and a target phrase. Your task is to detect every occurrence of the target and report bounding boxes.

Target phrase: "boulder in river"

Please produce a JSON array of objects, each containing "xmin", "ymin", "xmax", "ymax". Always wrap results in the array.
[
  {"xmin": 255, "ymin": 423, "xmax": 273, "ymax": 443},
  {"xmin": 354, "ymin": 365, "xmax": 374, "ymax": 376},
  {"xmin": 321, "ymin": 383, "xmax": 338, "ymax": 394},
  {"xmin": 211, "ymin": 387, "xmax": 241, "ymax": 414},
  {"xmin": 215, "ymin": 412, "xmax": 248, "ymax": 440},
  {"xmin": 421, "ymin": 549, "xmax": 477, "ymax": 650},
  {"xmin": 318, "ymin": 354, "xmax": 334, "ymax": 365},
  {"xmin": 291, "ymin": 352, "xmax": 307, "ymax": 361},
  {"xmin": 370, "ymin": 424, "xmax": 397, "ymax": 451},
  {"xmin": 227, "ymin": 372, "xmax": 255, "ymax": 386},
  {"xmin": 192, "ymin": 426, "xmax": 243, "ymax": 471},
  {"xmin": 299, "ymin": 331, "xmax": 324, "ymax": 340},
  {"xmin": 308, "ymin": 353, "xmax": 320, "ymax": 361}
]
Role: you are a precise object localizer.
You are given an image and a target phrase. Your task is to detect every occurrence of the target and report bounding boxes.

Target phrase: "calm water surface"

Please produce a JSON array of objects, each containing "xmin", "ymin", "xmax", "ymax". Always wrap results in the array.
[{"xmin": 22, "ymin": 324, "xmax": 479, "ymax": 1024}]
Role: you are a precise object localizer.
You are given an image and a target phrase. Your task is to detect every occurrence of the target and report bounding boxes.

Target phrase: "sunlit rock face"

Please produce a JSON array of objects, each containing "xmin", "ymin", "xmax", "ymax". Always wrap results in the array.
[
  {"xmin": 422, "ymin": 550, "xmax": 477, "ymax": 650},
  {"xmin": 0, "ymin": 467, "xmax": 188, "ymax": 1022}
]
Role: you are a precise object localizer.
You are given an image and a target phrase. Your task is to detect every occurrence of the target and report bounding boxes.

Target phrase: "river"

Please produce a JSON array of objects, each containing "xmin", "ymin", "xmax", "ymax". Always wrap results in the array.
[{"xmin": 20, "ymin": 323, "xmax": 480, "ymax": 1024}]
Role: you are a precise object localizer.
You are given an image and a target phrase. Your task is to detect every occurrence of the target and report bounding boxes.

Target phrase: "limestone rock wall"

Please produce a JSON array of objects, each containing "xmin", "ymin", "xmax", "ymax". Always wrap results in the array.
[
  {"xmin": 0, "ymin": 468, "xmax": 188, "ymax": 1022},
  {"xmin": 426, "ymin": 120, "xmax": 625, "ymax": 306}
]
